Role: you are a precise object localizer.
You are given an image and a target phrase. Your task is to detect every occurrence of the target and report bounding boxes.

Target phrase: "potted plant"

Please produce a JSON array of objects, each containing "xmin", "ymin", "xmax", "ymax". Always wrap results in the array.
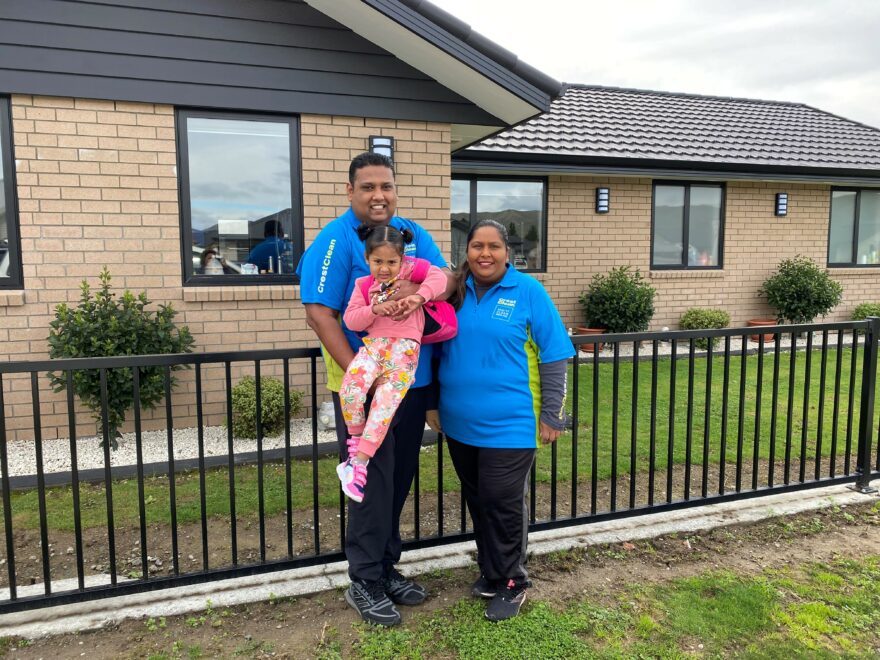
[
  {"xmin": 759, "ymin": 255, "xmax": 843, "ymax": 336},
  {"xmin": 578, "ymin": 266, "xmax": 656, "ymax": 351}
]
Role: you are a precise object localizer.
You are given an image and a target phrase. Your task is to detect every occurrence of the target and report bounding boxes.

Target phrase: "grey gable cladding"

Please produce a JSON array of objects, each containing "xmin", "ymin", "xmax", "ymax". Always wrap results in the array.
[
  {"xmin": 0, "ymin": 0, "xmax": 501, "ymax": 125},
  {"xmin": 460, "ymin": 85, "xmax": 880, "ymax": 178}
]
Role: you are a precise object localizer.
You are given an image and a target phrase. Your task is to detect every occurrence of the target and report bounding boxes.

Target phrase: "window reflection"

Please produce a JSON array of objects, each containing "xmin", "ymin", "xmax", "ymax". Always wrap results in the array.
[
  {"xmin": 451, "ymin": 178, "xmax": 545, "ymax": 271},
  {"xmin": 652, "ymin": 183, "xmax": 723, "ymax": 268},
  {"xmin": 185, "ymin": 117, "xmax": 294, "ymax": 276},
  {"xmin": 829, "ymin": 189, "xmax": 880, "ymax": 266}
]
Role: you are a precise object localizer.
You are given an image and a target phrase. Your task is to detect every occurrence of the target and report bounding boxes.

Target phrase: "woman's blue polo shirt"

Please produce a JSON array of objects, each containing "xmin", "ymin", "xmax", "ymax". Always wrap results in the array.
[
  {"xmin": 438, "ymin": 265, "xmax": 574, "ymax": 449},
  {"xmin": 296, "ymin": 208, "xmax": 446, "ymax": 391}
]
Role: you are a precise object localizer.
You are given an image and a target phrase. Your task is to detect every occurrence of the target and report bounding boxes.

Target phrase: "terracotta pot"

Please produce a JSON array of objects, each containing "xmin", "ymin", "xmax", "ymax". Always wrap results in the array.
[
  {"xmin": 575, "ymin": 326, "xmax": 605, "ymax": 353},
  {"xmin": 746, "ymin": 319, "xmax": 777, "ymax": 343}
]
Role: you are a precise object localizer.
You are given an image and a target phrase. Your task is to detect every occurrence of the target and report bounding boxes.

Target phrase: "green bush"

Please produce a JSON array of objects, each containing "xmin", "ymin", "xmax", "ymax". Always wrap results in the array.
[
  {"xmin": 852, "ymin": 302, "xmax": 880, "ymax": 321},
  {"xmin": 679, "ymin": 308, "xmax": 731, "ymax": 350},
  {"xmin": 579, "ymin": 266, "xmax": 656, "ymax": 333},
  {"xmin": 47, "ymin": 267, "xmax": 195, "ymax": 449},
  {"xmin": 230, "ymin": 376, "xmax": 303, "ymax": 438},
  {"xmin": 760, "ymin": 255, "xmax": 843, "ymax": 324}
]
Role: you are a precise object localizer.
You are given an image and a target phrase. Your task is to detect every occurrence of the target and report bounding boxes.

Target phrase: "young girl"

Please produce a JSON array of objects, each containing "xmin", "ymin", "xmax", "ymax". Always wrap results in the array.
[{"xmin": 337, "ymin": 224, "xmax": 448, "ymax": 502}]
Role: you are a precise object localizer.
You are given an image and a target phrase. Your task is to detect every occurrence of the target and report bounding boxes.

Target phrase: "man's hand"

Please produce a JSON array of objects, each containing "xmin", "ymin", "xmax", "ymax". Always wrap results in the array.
[
  {"xmin": 394, "ymin": 294, "xmax": 426, "ymax": 318},
  {"xmin": 539, "ymin": 421, "xmax": 562, "ymax": 445},
  {"xmin": 425, "ymin": 409, "xmax": 442, "ymax": 432}
]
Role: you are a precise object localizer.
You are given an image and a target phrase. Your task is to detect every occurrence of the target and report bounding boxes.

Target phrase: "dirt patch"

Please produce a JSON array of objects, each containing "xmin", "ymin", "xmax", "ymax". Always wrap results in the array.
[
  {"xmin": 3, "ymin": 498, "xmax": 878, "ymax": 659},
  {"xmin": 0, "ymin": 456, "xmax": 863, "ymax": 590}
]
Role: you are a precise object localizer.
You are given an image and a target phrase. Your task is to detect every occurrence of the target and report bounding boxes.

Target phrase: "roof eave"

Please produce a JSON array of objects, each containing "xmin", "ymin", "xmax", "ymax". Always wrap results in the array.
[
  {"xmin": 304, "ymin": 0, "xmax": 562, "ymax": 149},
  {"xmin": 452, "ymin": 151, "xmax": 880, "ymax": 186}
]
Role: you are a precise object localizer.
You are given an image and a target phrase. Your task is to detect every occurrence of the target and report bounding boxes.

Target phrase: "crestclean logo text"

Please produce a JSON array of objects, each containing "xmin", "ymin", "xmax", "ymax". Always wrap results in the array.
[{"xmin": 317, "ymin": 239, "xmax": 337, "ymax": 293}]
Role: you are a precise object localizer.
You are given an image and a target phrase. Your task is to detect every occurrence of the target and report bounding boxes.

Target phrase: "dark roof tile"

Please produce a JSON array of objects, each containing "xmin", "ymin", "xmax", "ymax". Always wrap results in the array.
[{"xmin": 466, "ymin": 85, "xmax": 880, "ymax": 170}]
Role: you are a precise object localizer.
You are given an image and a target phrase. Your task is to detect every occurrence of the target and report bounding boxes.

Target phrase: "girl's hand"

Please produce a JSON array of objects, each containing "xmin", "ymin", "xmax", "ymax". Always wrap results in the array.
[
  {"xmin": 372, "ymin": 301, "xmax": 399, "ymax": 316},
  {"xmin": 539, "ymin": 421, "xmax": 561, "ymax": 445}
]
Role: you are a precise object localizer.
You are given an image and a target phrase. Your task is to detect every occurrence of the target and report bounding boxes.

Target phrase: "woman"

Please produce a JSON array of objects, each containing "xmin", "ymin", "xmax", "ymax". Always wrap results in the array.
[{"xmin": 434, "ymin": 219, "xmax": 574, "ymax": 621}]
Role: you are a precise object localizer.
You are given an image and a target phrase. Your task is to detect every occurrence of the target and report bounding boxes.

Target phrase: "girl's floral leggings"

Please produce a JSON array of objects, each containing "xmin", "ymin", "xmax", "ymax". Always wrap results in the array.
[{"xmin": 339, "ymin": 336, "xmax": 420, "ymax": 457}]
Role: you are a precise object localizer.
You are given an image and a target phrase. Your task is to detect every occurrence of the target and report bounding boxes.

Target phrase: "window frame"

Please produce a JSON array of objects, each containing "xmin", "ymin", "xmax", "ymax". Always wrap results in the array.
[
  {"xmin": 450, "ymin": 174, "xmax": 549, "ymax": 273},
  {"xmin": 0, "ymin": 95, "xmax": 22, "ymax": 290},
  {"xmin": 650, "ymin": 180, "xmax": 726, "ymax": 270},
  {"xmin": 176, "ymin": 108, "xmax": 303, "ymax": 287},
  {"xmin": 827, "ymin": 186, "xmax": 880, "ymax": 268}
]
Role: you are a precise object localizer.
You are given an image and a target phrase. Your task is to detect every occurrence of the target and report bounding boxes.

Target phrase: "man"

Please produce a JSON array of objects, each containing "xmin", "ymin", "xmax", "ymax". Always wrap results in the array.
[
  {"xmin": 296, "ymin": 152, "xmax": 452, "ymax": 626},
  {"xmin": 247, "ymin": 219, "xmax": 293, "ymax": 273}
]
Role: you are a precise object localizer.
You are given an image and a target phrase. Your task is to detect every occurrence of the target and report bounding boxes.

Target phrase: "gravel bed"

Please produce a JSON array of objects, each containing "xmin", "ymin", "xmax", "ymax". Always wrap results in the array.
[
  {"xmin": 4, "ymin": 418, "xmax": 338, "ymax": 478},
  {"xmin": 578, "ymin": 329, "xmax": 851, "ymax": 358}
]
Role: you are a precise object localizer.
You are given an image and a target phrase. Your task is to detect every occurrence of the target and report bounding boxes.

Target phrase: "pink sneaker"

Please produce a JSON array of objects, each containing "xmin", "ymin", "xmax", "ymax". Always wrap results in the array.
[
  {"xmin": 345, "ymin": 435, "xmax": 361, "ymax": 460},
  {"xmin": 337, "ymin": 459, "xmax": 367, "ymax": 503}
]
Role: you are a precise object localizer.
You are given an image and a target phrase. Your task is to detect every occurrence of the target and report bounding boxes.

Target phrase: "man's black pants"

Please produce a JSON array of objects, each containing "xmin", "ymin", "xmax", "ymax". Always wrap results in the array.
[
  {"xmin": 446, "ymin": 437, "xmax": 535, "ymax": 584},
  {"xmin": 333, "ymin": 386, "xmax": 428, "ymax": 583}
]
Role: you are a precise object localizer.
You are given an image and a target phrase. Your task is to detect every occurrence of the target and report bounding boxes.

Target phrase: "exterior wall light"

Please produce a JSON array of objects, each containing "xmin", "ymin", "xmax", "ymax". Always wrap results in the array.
[
  {"xmin": 775, "ymin": 192, "xmax": 789, "ymax": 216},
  {"xmin": 596, "ymin": 187, "xmax": 610, "ymax": 213},
  {"xmin": 369, "ymin": 135, "xmax": 394, "ymax": 161}
]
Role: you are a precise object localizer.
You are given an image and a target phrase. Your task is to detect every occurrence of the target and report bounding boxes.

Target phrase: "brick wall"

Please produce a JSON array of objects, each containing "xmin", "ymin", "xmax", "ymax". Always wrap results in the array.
[
  {"xmin": 0, "ymin": 95, "xmax": 451, "ymax": 442},
  {"xmin": 539, "ymin": 175, "xmax": 880, "ymax": 331}
]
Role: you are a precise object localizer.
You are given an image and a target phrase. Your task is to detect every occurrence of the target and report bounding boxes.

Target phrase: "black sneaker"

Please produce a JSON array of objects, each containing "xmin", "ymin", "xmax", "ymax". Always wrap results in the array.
[
  {"xmin": 470, "ymin": 574, "xmax": 496, "ymax": 599},
  {"xmin": 345, "ymin": 579, "xmax": 401, "ymax": 626},
  {"xmin": 383, "ymin": 567, "xmax": 428, "ymax": 606},
  {"xmin": 485, "ymin": 579, "xmax": 529, "ymax": 621}
]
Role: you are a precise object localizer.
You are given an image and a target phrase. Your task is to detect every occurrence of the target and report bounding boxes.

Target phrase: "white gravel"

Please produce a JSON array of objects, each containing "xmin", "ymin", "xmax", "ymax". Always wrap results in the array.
[{"xmin": 5, "ymin": 418, "xmax": 338, "ymax": 478}]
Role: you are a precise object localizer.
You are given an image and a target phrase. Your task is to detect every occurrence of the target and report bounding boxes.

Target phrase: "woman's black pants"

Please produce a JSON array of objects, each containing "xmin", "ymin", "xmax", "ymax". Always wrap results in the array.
[{"xmin": 447, "ymin": 437, "xmax": 536, "ymax": 584}]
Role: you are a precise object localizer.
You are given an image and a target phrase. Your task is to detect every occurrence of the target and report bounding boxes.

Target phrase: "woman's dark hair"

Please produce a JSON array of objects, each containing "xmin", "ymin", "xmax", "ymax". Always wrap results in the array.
[
  {"xmin": 357, "ymin": 223, "xmax": 413, "ymax": 256},
  {"xmin": 450, "ymin": 219, "xmax": 509, "ymax": 309}
]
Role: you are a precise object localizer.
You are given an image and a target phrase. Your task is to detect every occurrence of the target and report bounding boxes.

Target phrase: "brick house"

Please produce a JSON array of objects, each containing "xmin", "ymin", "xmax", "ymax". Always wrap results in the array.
[
  {"xmin": 452, "ymin": 85, "xmax": 880, "ymax": 329},
  {"xmin": 0, "ymin": 0, "xmax": 559, "ymax": 440}
]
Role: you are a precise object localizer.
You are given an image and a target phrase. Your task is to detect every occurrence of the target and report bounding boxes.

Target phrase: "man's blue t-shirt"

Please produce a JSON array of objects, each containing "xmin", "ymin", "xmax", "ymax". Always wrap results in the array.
[
  {"xmin": 438, "ymin": 265, "xmax": 574, "ymax": 448},
  {"xmin": 296, "ymin": 208, "xmax": 447, "ymax": 390},
  {"xmin": 247, "ymin": 236, "xmax": 293, "ymax": 273}
]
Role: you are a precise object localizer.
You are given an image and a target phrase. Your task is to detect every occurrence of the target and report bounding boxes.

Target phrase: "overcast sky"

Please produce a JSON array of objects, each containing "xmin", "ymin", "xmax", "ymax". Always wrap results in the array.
[{"xmin": 437, "ymin": 0, "xmax": 880, "ymax": 129}]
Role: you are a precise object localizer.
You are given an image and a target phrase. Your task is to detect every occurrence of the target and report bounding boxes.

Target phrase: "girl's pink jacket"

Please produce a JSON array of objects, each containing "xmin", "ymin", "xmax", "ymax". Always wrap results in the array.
[{"xmin": 343, "ymin": 261, "xmax": 447, "ymax": 343}]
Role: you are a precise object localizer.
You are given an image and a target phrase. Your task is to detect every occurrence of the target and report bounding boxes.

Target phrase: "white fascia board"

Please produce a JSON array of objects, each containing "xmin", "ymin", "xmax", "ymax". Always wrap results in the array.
[{"xmin": 304, "ymin": 0, "xmax": 538, "ymax": 127}]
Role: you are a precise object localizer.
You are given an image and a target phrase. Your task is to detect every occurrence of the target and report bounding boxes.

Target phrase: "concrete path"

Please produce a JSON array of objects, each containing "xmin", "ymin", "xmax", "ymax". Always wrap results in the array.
[{"xmin": 1, "ymin": 481, "xmax": 876, "ymax": 639}]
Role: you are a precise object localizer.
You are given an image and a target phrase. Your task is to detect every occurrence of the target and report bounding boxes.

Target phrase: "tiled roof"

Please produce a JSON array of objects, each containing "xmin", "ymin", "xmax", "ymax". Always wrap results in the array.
[{"xmin": 465, "ymin": 85, "xmax": 880, "ymax": 171}]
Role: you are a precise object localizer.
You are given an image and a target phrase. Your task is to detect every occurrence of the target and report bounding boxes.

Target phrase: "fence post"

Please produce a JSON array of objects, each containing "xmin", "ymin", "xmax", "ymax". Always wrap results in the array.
[{"xmin": 851, "ymin": 316, "xmax": 879, "ymax": 493}]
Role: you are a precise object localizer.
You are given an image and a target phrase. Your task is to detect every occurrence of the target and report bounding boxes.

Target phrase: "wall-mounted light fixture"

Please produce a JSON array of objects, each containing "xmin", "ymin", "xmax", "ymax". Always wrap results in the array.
[
  {"xmin": 369, "ymin": 135, "xmax": 394, "ymax": 161},
  {"xmin": 775, "ymin": 192, "xmax": 789, "ymax": 217},
  {"xmin": 596, "ymin": 187, "xmax": 610, "ymax": 214}
]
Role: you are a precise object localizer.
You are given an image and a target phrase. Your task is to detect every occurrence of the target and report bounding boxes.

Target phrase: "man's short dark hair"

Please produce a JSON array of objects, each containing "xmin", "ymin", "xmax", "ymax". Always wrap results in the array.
[
  {"xmin": 264, "ymin": 219, "xmax": 281, "ymax": 237},
  {"xmin": 348, "ymin": 152, "xmax": 395, "ymax": 185}
]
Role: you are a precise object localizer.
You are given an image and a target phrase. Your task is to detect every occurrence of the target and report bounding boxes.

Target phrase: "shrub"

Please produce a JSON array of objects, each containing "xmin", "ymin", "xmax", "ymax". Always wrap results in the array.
[
  {"xmin": 47, "ymin": 267, "xmax": 195, "ymax": 449},
  {"xmin": 679, "ymin": 308, "xmax": 731, "ymax": 350},
  {"xmin": 760, "ymin": 255, "xmax": 843, "ymax": 325},
  {"xmin": 579, "ymin": 266, "xmax": 655, "ymax": 333},
  {"xmin": 230, "ymin": 376, "xmax": 303, "ymax": 438},
  {"xmin": 852, "ymin": 303, "xmax": 880, "ymax": 322}
]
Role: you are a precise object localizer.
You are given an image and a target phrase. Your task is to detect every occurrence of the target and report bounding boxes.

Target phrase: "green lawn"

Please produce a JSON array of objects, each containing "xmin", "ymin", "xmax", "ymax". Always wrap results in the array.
[
  {"xmin": 2, "ymin": 345, "xmax": 879, "ymax": 534},
  {"xmin": 349, "ymin": 554, "xmax": 880, "ymax": 659}
]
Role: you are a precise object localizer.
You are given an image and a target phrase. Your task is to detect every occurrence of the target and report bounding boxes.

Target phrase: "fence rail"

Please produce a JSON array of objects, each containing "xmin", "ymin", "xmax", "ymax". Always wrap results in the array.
[{"xmin": 0, "ymin": 320, "xmax": 878, "ymax": 613}]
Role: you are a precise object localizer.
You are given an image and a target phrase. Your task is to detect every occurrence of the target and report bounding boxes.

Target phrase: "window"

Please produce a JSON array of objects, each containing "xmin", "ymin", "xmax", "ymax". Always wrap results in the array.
[
  {"xmin": 0, "ymin": 96, "xmax": 22, "ymax": 289},
  {"xmin": 651, "ymin": 182, "xmax": 724, "ymax": 269},
  {"xmin": 450, "ymin": 177, "xmax": 546, "ymax": 271},
  {"xmin": 177, "ymin": 110, "xmax": 302, "ymax": 285},
  {"xmin": 828, "ymin": 188, "xmax": 880, "ymax": 266}
]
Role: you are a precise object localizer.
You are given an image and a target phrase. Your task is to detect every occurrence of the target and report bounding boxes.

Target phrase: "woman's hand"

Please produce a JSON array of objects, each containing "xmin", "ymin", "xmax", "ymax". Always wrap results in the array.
[
  {"xmin": 425, "ymin": 409, "xmax": 442, "ymax": 432},
  {"xmin": 539, "ymin": 421, "xmax": 561, "ymax": 445},
  {"xmin": 393, "ymin": 294, "xmax": 426, "ymax": 319}
]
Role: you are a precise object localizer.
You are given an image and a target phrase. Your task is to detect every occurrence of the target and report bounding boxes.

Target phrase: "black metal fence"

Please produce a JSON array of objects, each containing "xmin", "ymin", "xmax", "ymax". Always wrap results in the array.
[{"xmin": 0, "ymin": 320, "xmax": 878, "ymax": 613}]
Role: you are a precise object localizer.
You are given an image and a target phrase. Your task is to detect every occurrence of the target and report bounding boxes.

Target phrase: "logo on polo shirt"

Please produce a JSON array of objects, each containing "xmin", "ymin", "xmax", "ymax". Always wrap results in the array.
[{"xmin": 492, "ymin": 297, "xmax": 517, "ymax": 322}]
